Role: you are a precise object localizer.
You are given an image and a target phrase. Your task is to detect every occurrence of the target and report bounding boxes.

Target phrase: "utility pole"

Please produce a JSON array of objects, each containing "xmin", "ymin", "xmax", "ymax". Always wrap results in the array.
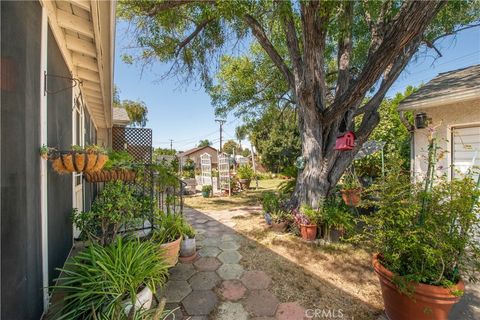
[
  {"xmin": 170, "ymin": 139, "xmax": 173, "ymax": 152},
  {"xmin": 215, "ymin": 119, "xmax": 226, "ymax": 153}
]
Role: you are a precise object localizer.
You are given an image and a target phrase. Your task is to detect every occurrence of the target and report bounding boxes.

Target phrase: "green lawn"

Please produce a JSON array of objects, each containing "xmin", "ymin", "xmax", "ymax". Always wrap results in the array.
[{"xmin": 184, "ymin": 179, "xmax": 283, "ymax": 211}]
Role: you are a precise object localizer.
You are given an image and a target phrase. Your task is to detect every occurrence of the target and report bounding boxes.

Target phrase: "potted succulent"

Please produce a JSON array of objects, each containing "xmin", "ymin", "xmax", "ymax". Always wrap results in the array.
[
  {"xmin": 340, "ymin": 170, "xmax": 362, "ymax": 206},
  {"xmin": 202, "ymin": 184, "xmax": 213, "ymax": 198},
  {"xmin": 237, "ymin": 164, "xmax": 254, "ymax": 189},
  {"xmin": 179, "ymin": 222, "xmax": 197, "ymax": 262},
  {"xmin": 85, "ymin": 150, "xmax": 137, "ymax": 182},
  {"xmin": 360, "ymin": 153, "xmax": 480, "ymax": 320},
  {"xmin": 151, "ymin": 211, "xmax": 185, "ymax": 267},
  {"xmin": 293, "ymin": 205, "xmax": 322, "ymax": 241},
  {"xmin": 270, "ymin": 208, "xmax": 290, "ymax": 232},
  {"xmin": 50, "ymin": 238, "xmax": 169, "ymax": 319}
]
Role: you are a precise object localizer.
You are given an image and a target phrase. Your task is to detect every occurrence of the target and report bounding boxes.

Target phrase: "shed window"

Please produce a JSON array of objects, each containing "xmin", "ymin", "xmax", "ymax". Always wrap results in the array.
[{"xmin": 451, "ymin": 125, "xmax": 480, "ymax": 181}]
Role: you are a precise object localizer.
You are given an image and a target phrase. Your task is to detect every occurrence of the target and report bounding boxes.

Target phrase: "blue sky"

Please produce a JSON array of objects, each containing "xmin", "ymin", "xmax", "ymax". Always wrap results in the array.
[{"xmin": 114, "ymin": 22, "xmax": 480, "ymax": 152}]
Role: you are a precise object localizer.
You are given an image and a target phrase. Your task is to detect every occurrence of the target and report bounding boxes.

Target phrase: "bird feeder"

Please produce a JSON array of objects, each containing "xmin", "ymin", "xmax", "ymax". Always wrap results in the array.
[{"xmin": 334, "ymin": 131, "xmax": 355, "ymax": 151}]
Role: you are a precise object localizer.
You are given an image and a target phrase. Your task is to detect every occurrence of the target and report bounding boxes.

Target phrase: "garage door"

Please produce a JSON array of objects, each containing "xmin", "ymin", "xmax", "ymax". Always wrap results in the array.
[{"xmin": 451, "ymin": 125, "xmax": 480, "ymax": 181}]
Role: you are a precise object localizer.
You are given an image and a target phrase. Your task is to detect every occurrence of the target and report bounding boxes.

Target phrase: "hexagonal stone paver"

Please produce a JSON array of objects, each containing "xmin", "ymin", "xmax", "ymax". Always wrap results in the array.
[
  {"xmin": 199, "ymin": 246, "xmax": 221, "ymax": 257},
  {"xmin": 219, "ymin": 241, "xmax": 240, "ymax": 250},
  {"xmin": 194, "ymin": 257, "xmax": 222, "ymax": 271},
  {"xmin": 206, "ymin": 221, "xmax": 220, "ymax": 227},
  {"xmin": 244, "ymin": 290, "xmax": 279, "ymax": 317},
  {"xmin": 217, "ymin": 264, "xmax": 244, "ymax": 280},
  {"xmin": 196, "ymin": 229, "xmax": 207, "ymax": 235},
  {"xmin": 196, "ymin": 233, "xmax": 206, "ymax": 241},
  {"xmin": 182, "ymin": 290, "xmax": 218, "ymax": 315},
  {"xmin": 275, "ymin": 302, "xmax": 306, "ymax": 320},
  {"xmin": 202, "ymin": 237, "xmax": 220, "ymax": 247},
  {"xmin": 216, "ymin": 302, "xmax": 248, "ymax": 320},
  {"xmin": 221, "ymin": 234, "xmax": 240, "ymax": 242},
  {"xmin": 218, "ymin": 280, "xmax": 247, "ymax": 301},
  {"xmin": 164, "ymin": 303, "xmax": 185, "ymax": 320},
  {"xmin": 188, "ymin": 271, "xmax": 221, "ymax": 290},
  {"xmin": 218, "ymin": 250, "xmax": 242, "ymax": 264},
  {"xmin": 169, "ymin": 263, "xmax": 195, "ymax": 281},
  {"xmin": 164, "ymin": 280, "xmax": 192, "ymax": 303},
  {"xmin": 195, "ymin": 218, "xmax": 209, "ymax": 224},
  {"xmin": 241, "ymin": 271, "xmax": 271, "ymax": 290}
]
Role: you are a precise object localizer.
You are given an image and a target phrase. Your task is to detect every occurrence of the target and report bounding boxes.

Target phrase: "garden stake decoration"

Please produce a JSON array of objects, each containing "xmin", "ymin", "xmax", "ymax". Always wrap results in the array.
[{"xmin": 334, "ymin": 131, "xmax": 355, "ymax": 151}]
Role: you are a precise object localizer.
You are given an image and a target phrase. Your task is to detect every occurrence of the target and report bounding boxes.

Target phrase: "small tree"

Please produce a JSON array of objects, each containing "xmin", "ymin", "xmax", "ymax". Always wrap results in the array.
[{"xmin": 198, "ymin": 139, "xmax": 212, "ymax": 147}]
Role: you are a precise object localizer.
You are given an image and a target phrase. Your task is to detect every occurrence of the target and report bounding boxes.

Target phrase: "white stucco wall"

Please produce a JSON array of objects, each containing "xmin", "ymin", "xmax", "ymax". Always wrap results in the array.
[{"xmin": 412, "ymin": 98, "xmax": 480, "ymax": 181}]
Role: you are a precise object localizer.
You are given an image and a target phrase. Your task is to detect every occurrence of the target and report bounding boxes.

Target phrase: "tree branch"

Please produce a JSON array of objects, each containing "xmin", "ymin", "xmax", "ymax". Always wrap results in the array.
[
  {"xmin": 175, "ymin": 18, "xmax": 214, "ymax": 56},
  {"xmin": 335, "ymin": 1, "xmax": 353, "ymax": 98},
  {"xmin": 147, "ymin": 0, "xmax": 213, "ymax": 16},
  {"xmin": 280, "ymin": 2, "xmax": 303, "ymax": 84},
  {"xmin": 325, "ymin": 0, "xmax": 445, "ymax": 125},
  {"xmin": 244, "ymin": 14, "xmax": 295, "ymax": 90}
]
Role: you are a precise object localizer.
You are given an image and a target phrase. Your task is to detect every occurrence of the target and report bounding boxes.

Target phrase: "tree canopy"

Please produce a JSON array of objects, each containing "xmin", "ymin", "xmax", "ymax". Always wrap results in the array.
[
  {"xmin": 118, "ymin": 0, "xmax": 479, "ymax": 206},
  {"xmin": 113, "ymin": 85, "xmax": 149, "ymax": 127},
  {"xmin": 198, "ymin": 139, "xmax": 213, "ymax": 147}
]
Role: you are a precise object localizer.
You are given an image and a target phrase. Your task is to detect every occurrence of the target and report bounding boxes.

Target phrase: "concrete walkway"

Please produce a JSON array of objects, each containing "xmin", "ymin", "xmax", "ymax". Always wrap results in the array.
[{"xmin": 160, "ymin": 207, "xmax": 306, "ymax": 320}]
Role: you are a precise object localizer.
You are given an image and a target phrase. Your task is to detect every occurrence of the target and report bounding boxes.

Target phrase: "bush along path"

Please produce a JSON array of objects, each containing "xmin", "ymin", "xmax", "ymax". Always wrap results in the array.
[{"xmin": 159, "ymin": 207, "xmax": 307, "ymax": 320}]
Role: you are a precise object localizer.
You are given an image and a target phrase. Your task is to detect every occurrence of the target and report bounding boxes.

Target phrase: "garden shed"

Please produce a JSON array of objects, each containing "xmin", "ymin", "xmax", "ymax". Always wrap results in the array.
[{"xmin": 398, "ymin": 64, "xmax": 480, "ymax": 182}]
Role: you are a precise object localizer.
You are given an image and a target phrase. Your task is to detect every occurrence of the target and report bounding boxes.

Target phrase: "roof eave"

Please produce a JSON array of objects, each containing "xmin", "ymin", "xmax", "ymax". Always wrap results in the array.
[{"xmin": 398, "ymin": 88, "xmax": 480, "ymax": 111}]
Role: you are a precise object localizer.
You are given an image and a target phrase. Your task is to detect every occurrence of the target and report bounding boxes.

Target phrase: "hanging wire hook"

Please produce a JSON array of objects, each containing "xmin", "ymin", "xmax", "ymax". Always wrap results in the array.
[{"xmin": 44, "ymin": 71, "xmax": 82, "ymax": 95}]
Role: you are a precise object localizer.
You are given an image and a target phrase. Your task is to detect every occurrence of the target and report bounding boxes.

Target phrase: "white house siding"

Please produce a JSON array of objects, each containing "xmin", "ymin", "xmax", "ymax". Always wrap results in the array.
[{"xmin": 412, "ymin": 99, "xmax": 480, "ymax": 181}]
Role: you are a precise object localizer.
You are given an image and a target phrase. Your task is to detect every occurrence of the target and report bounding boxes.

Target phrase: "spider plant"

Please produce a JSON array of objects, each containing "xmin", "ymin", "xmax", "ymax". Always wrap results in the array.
[{"xmin": 50, "ymin": 238, "xmax": 169, "ymax": 320}]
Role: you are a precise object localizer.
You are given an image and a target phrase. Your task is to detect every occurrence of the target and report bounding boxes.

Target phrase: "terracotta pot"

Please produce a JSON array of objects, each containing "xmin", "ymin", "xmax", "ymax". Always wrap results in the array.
[
  {"xmin": 341, "ymin": 188, "xmax": 362, "ymax": 206},
  {"xmin": 372, "ymin": 254, "xmax": 464, "ymax": 320},
  {"xmin": 300, "ymin": 224, "xmax": 317, "ymax": 241},
  {"xmin": 271, "ymin": 221, "xmax": 287, "ymax": 232},
  {"xmin": 159, "ymin": 236, "xmax": 182, "ymax": 267}
]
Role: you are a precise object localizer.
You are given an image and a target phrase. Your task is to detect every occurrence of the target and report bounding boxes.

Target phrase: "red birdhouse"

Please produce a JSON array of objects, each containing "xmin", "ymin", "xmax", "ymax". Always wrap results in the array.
[{"xmin": 334, "ymin": 131, "xmax": 355, "ymax": 151}]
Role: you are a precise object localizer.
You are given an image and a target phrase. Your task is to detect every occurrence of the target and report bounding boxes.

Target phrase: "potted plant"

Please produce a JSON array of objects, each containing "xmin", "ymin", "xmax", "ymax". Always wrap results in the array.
[
  {"xmin": 323, "ymin": 196, "xmax": 354, "ymax": 242},
  {"xmin": 270, "ymin": 208, "xmax": 290, "ymax": 232},
  {"xmin": 202, "ymin": 185, "xmax": 213, "ymax": 198},
  {"xmin": 340, "ymin": 170, "xmax": 362, "ymax": 206},
  {"xmin": 50, "ymin": 238, "xmax": 169, "ymax": 319},
  {"xmin": 293, "ymin": 204, "xmax": 322, "ymax": 241},
  {"xmin": 179, "ymin": 222, "xmax": 197, "ymax": 262},
  {"xmin": 42, "ymin": 144, "xmax": 108, "ymax": 174},
  {"xmin": 73, "ymin": 181, "xmax": 138, "ymax": 246},
  {"xmin": 359, "ymin": 154, "xmax": 480, "ymax": 319},
  {"xmin": 237, "ymin": 164, "xmax": 254, "ymax": 189},
  {"xmin": 85, "ymin": 150, "xmax": 137, "ymax": 182},
  {"xmin": 262, "ymin": 192, "xmax": 279, "ymax": 224},
  {"xmin": 151, "ymin": 211, "xmax": 185, "ymax": 267}
]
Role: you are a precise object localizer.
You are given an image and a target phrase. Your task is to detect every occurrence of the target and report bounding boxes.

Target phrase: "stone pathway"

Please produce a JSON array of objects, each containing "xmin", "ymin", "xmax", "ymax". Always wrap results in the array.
[{"xmin": 160, "ymin": 207, "xmax": 307, "ymax": 320}]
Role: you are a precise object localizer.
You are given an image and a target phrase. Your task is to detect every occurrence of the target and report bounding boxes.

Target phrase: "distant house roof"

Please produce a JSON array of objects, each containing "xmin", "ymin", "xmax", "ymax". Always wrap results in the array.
[
  {"xmin": 112, "ymin": 108, "xmax": 130, "ymax": 126},
  {"xmin": 398, "ymin": 64, "xmax": 480, "ymax": 111},
  {"xmin": 178, "ymin": 145, "xmax": 218, "ymax": 157}
]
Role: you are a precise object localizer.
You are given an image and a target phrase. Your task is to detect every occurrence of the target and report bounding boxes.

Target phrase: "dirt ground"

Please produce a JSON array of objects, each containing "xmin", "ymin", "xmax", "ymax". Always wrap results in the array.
[{"xmin": 186, "ymin": 179, "xmax": 384, "ymax": 319}]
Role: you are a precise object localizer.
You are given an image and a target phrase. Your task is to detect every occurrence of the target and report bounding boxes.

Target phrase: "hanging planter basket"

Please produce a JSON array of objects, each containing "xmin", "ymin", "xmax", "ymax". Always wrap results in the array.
[
  {"xmin": 340, "ymin": 188, "xmax": 362, "ymax": 207},
  {"xmin": 50, "ymin": 151, "xmax": 108, "ymax": 174},
  {"xmin": 84, "ymin": 169, "xmax": 137, "ymax": 183}
]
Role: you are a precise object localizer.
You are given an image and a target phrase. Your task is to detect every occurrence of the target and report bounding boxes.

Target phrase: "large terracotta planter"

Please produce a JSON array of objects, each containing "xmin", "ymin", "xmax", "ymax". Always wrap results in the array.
[
  {"xmin": 159, "ymin": 236, "xmax": 182, "ymax": 267},
  {"xmin": 340, "ymin": 188, "xmax": 362, "ymax": 206},
  {"xmin": 299, "ymin": 224, "xmax": 317, "ymax": 241},
  {"xmin": 373, "ymin": 254, "xmax": 464, "ymax": 320}
]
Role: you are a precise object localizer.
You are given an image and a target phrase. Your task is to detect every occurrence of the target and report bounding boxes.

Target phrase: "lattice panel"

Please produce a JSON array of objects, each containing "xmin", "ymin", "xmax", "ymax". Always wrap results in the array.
[{"xmin": 112, "ymin": 127, "xmax": 152, "ymax": 164}]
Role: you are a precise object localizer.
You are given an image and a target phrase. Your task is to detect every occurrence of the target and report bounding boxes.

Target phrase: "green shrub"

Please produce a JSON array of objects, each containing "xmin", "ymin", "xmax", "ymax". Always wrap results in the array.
[
  {"xmin": 51, "ymin": 238, "xmax": 169, "ymax": 320},
  {"xmin": 73, "ymin": 181, "xmax": 141, "ymax": 245},
  {"xmin": 237, "ymin": 164, "xmax": 254, "ymax": 180},
  {"xmin": 358, "ymin": 161, "xmax": 480, "ymax": 291},
  {"xmin": 262, "ymin": 192, "xmax": 279, "ymax": 213},
  {"xmin": 103, "ymin": 150, "xmax": 135, "ymax": 170}
]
